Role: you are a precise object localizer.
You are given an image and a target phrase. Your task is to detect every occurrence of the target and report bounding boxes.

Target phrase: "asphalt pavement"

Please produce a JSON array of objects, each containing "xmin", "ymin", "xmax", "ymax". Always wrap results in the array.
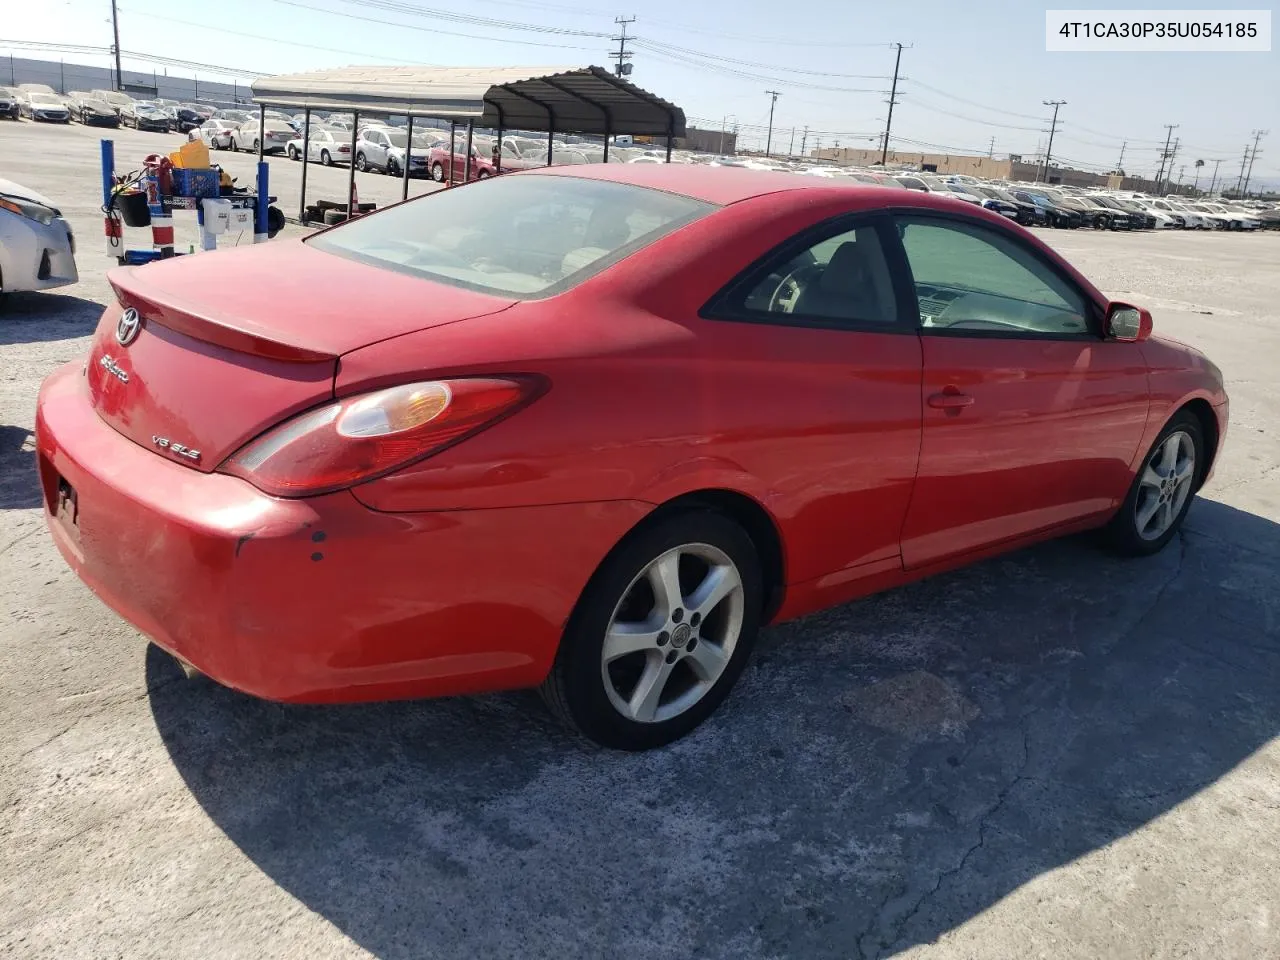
[{"xmin": 1, "ymin": 119, "xmax": 1278, "ymax": 959}]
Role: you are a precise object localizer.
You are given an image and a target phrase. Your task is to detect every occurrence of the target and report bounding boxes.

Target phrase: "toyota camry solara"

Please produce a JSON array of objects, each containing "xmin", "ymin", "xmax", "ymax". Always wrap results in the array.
[{"xmin": 35, "ymin": 166, "xmax": 1228, "ymax": 750}]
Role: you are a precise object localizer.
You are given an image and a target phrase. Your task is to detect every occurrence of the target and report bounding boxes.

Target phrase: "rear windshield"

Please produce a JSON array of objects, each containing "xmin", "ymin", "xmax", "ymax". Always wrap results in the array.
[{"xmin": 308, "ymin": 174, "xmax": 716, "ymax": 297}]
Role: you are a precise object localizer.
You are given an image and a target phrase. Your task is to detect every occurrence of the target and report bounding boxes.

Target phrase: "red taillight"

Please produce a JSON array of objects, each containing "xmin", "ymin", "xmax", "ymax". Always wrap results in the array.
[{"xmin": 220, "ymin": 377, "xmax": 544, "ymax": 497}]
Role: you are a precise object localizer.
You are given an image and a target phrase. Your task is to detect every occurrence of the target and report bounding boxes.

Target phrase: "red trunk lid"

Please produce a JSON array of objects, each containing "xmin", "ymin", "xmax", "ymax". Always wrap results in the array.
[{"xmin": 86, "ymin": 240, "xmax": 516, "ymax": 471}]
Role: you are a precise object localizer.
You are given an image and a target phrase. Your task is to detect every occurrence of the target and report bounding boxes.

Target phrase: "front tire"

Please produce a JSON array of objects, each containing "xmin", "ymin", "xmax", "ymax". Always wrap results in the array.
[
  {"xmin": 541, "ymin": 510, "xmax": 763, "ymax": 750},
  {"xmin": 431, "ymin": 161, "xmax": 445, "ymax": 182},
  {"xmin": 1105, "ymin": 411, "xmax": 1203, "ymax": 556},
  {"xmin": 287, "ymin": 145, "xmax": 298, "ymax": 160}
]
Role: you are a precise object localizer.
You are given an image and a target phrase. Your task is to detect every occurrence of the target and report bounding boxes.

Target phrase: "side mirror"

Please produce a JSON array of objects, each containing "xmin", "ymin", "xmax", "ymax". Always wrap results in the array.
[{"xmin": 1106, "ymin": 302, "xmax": 1153, "ymax": 342}]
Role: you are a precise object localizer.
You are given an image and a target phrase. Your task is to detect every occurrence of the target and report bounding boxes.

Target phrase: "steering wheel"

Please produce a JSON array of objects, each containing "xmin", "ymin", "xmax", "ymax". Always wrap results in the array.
[{"xmin": 768, "ymin": 263, "xmax": 823, "ymax": 314}]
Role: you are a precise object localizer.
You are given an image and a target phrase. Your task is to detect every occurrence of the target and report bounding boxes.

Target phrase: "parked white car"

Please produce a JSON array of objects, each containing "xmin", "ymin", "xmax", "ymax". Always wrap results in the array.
[
  {"xmin": 0, "ymin": 178, "xmax": 77, "ymax": 294},
  {"xmin": 193, "ymin": 118, "xmax": 238, "ymax": 150},
  {"xmin": 233, "ymin": 119, "xmax": 295, "ymax": 153},
  {"xmin": 285, "ymin": 128, "xmax": 352, "ymax": 166}
]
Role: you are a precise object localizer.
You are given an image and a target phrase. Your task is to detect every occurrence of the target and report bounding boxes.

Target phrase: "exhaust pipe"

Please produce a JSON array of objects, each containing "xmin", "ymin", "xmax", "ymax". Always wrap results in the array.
[{"xmin": 174, "ymin": 655, "xmax": 202, "ymax": 680}]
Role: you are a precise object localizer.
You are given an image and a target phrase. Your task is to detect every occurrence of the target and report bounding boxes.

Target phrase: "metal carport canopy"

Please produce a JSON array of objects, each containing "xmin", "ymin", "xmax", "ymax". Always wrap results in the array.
[{"xmin": 250, "ymin": 65, "xmax": 686, "ymax": 137}]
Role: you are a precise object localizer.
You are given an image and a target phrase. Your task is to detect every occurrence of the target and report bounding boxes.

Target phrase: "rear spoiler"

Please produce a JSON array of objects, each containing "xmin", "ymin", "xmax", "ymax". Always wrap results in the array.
[{"xmin": 107, "ymin": 266, "xmax": 337, "ymax": 364}]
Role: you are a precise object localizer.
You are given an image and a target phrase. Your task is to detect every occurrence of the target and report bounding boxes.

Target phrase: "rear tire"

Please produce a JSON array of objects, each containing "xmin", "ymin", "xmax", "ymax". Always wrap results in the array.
[
  {"xmin": 287, "ymin": 145, "xmax": 298, "ymax": 160},
  {"xmin": 540, "ymin": 510, "xmax": 763, "ymax": 750},
  {"xmin": 355, "ymin": 152, "xmax": 367, "ymax": 172},
  {"xmin": 321, "ymin": 149, "xmax": 333, "ymax": 166},
  {"xmin": 1105, "ymin": 411, "xmax": 1203, "ymax": 556}
]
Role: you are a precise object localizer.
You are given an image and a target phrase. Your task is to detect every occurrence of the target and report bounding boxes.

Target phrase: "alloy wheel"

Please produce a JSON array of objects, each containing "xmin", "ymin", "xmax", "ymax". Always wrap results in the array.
[
  {"xmin": 600, "ymin": 543, "xmax": 745, "ymax": 724},
  {"xmin": 1134, "ymin": 430, "xmax": 1196, "ymax": 541}
]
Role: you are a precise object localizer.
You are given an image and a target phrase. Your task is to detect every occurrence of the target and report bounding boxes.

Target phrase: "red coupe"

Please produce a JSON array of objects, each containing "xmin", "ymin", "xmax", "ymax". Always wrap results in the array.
[{"xmin": 35, "ymin": 166, "xmax": 1228, "ymax": 750}]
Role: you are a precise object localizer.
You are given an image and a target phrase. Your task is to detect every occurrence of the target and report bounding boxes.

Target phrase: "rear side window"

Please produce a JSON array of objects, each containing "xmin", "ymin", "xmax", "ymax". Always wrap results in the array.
[{"xmin": 309, "ymin": 175, "xmax": 715, "ymax": 297}]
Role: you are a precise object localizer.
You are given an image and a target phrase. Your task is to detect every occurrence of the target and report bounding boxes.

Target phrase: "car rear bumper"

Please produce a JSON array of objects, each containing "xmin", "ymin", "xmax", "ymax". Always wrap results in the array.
[{"xmin": 35, "ymin": 363, "xmax": 648, "ymax": 704}]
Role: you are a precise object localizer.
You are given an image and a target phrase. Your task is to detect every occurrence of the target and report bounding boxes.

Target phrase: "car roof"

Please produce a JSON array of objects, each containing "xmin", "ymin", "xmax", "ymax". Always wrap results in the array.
[{"xmin": 526, "ymin": 163, "xmax": 871, "ymax": 205}]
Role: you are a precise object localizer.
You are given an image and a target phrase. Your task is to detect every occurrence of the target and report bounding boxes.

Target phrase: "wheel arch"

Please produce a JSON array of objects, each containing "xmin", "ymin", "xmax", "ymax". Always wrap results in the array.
[
  {"xmin": 1179, "ymin": 397, "xmax": 1219, "ymax": 490},
  {"xmin": 580, "ymin": 488, "xmax": 787, "ymax": 626}
]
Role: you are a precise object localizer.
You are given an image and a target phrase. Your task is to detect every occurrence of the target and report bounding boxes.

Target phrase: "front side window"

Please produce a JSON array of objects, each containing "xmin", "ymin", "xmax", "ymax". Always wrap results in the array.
[
  {"xmin": 309, "ymin": 175, "xmax": 715, "ymax": 297},
  {"xmin": 898, "ymin": 217, "xmax": 1091, "ymax": 337},
  {"xmin": 715, "ymin": 223, "xmax": 899, "ymax": 326}
]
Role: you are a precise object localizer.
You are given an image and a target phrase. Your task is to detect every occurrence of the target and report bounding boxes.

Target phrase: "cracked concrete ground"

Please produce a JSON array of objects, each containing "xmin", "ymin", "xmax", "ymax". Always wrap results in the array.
[{"xmin": 2, "ymin": 122, "xmax": 1279, "ymax": 959}]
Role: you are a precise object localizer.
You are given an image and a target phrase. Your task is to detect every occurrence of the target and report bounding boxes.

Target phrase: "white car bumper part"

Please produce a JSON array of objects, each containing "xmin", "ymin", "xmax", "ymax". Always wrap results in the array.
[{"xmin": 0, "ymin": 209, "xmax": 78, "ymax": 293}]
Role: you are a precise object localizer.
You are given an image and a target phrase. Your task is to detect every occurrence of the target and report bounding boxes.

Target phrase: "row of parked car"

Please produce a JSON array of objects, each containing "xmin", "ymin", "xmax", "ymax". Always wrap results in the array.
[
  {"xmin": 186, "ymin": 112, "xmax": 662, "ymax": 181},
  {"xmin": 690, "ymin": 157, "xmax": 1278, "ymax": 231},
  {"xmin": 885, "ymin": 173, "xmax": 1275, "ymax": 231},
  {"xmin": 0, "ymin": 82, "xmax": 220, "ymax": 133}
]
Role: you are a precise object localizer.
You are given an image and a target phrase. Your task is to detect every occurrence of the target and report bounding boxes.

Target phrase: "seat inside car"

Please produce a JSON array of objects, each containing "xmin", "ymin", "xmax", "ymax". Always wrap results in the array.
[{"xmin": 794, "ymin": 229, "xmax": 896, "ymax": 322}]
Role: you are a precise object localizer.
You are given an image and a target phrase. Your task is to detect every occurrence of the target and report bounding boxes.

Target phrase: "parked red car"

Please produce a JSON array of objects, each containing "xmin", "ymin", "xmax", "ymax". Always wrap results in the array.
[
  {"xmin": 35, "ymin": 167, "xmax": 1227, "ymax": 750},
  {"xmin": 428, "ymin": 141, "xmax": 497, "ymax": 183}
]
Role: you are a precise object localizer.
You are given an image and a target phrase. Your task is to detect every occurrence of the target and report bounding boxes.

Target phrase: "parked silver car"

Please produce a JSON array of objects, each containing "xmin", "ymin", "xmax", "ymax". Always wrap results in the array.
[
  {"xmin": 232, "ymin": 118, "xmax": 295, "ymax": 153},
  {"xmin": 22, "ymin": 92, "xmax": 71, "ymax": 123},
  {"xmin": 355, "ymin": 127, "xmax": 439, "ymax": 176}
]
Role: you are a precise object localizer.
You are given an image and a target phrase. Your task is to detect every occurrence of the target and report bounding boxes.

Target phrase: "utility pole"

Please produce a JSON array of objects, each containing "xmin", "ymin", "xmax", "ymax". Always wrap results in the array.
[
  {"xmin": 879, "ymin": 42, "xmax": 904, "ymax": 166},
  {"xmin": 110, "ymin": 0, "xmax": 123, "ymax": 91},
  {"xmin": 1207, "ymin": 158, "xmax": 1223, "ymax": 195},
  {"xmin": 764, "ymin": 89, "xmax": 780, "ymax": 157},
  {"xmin": 1154, "ymin": 124, "xmax": 1178, "ymax": 189},
  {"xmin": 1234, "ymin": 144, "xmax": 1250, "ymax": 196},
  {"xmin": 789, "ymin": 126, "xmax": 796, "ymax": 157},
  {"xmin": 1116, "ymin": 140, "xmax": 1127, "ymax": 173},
  {"xmin": 1163, "ymin": 137, "xmax": 1180, "ymax": 193},
  {"xmin": 1038, "ymin": 100, "xmax": 1066, "ymax": 182},
  {"xmin": 611, "ymin": 16, "xmax": 635, "ymax": 78},
  {"xmin": 800, "ymin": 125, "xmax": 809, "ymax": 156},
  {"xmin": 987, "ymin": 136, "xmax": 995, "ymax": 158},
  {"xmin": 1242, "ymin": 129, "xmax": 1268, "ymax": 196}
]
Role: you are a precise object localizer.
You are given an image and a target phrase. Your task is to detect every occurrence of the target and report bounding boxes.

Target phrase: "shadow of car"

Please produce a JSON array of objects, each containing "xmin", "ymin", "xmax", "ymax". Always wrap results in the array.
[{"xmin": 147, "ymin": 497, "xmax": 1280, "ymax": 959}]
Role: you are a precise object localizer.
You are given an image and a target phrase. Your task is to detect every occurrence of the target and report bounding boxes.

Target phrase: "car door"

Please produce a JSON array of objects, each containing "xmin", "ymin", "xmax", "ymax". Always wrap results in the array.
[
  {"xmin": 892, "ymin": 213, "xmax": 1150, "ymax": 568},
  {"xmin": 699, "ymin": 215, "xmax": 924, "ymax": 584},
  {"xmin": 364, "ymin": 130, "xmax": 386, "ymax": 168}
]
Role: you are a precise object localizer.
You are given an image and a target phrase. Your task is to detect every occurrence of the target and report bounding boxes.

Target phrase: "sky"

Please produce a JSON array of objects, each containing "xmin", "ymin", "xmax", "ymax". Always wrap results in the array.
[{"xmin": 3, "ymin": 0, "xmax": 1278, "ymax": 182}]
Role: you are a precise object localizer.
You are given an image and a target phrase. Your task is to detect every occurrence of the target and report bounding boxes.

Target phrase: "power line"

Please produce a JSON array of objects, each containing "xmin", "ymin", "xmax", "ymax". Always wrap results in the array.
[
  {"xmin": 316, "ymin": 0, "xmax": 608, "ymax": 36},
  {"xmin": 898, "ymin": 79, "xmax": 1045, "ymax": 122},
  {"xmin": 634, "ymin": 44, "xmax": 888, "ymax": 92},
  {"xmin": 905, "ymin": 99, "xmax": 1043, "ymax": 132},
  {"xmin": 631, "ymin": 38, "xmax": 891, "ymax": 79},
  {"xmin": 262, "ymin": 0, "xmax": 599, "ymax": 49},
  {"xmin": 119, "ymin": 8, "xmax": 429, "ymax": 64}
]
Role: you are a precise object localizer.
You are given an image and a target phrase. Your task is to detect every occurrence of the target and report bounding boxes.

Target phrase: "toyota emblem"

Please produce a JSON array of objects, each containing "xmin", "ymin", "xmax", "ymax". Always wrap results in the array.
[{"xmin": 116, "ymin": 308, "xmax": 141, "ymax": 346}]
